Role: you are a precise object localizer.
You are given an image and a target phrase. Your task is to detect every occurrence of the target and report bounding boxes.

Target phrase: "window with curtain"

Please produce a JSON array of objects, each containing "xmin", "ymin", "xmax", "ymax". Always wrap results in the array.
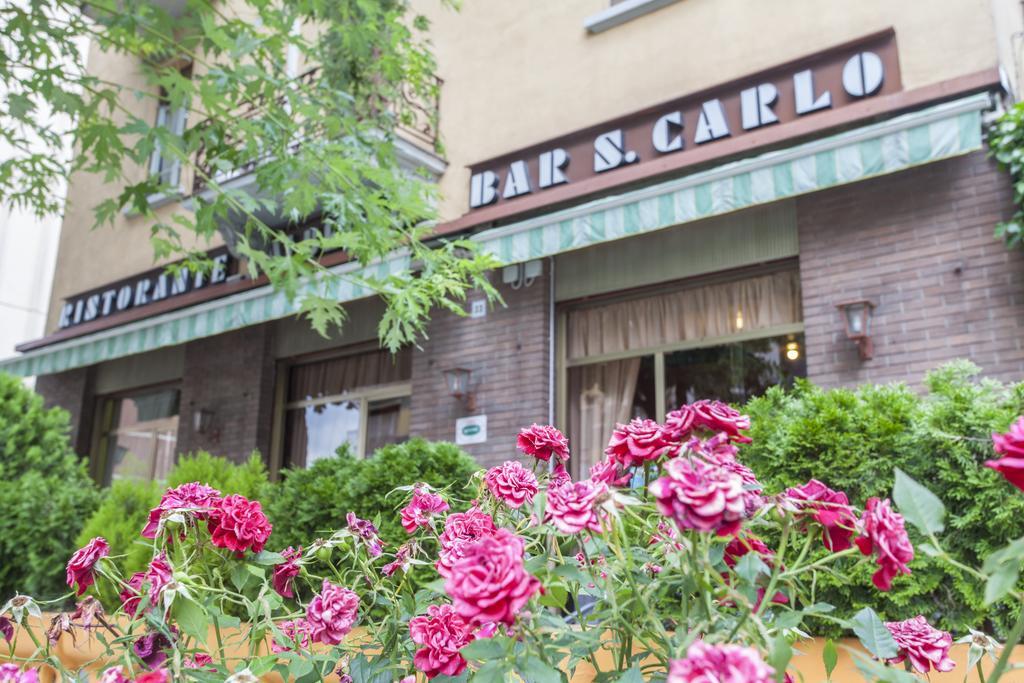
[
  {"xmin": 283, "ymin": 348, "xmax": 411, "ymax": 467},
  {"xmin": 565, "ymin": 269, "xmax": 806, "ymax": 474},
  {"xmin": 100, "ymin": 387, "xmax": 180, "ymax": 485}
]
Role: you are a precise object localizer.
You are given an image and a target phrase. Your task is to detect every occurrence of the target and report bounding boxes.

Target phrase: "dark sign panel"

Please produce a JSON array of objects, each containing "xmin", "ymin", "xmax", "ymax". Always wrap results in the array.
[
  {"xmin": 57, "ymin": 250, "xmax": 236, "ymax": 329},
  {"xmin": 467, "ymin": 31, "xmax": 900, "ymax": 210}
]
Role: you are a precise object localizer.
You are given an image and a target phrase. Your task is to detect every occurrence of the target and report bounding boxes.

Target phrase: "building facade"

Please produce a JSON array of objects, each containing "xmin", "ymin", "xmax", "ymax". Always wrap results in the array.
[{"xmin": 5, "ymin": 0, "xmax": 1024, "ymax": 481}]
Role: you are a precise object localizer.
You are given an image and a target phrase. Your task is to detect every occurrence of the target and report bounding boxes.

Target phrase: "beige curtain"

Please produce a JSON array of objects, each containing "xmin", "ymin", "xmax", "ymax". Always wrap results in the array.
[
  {"xmin": 567, "ymin": 270, "xmax": 802, "ymax": 361},
  {"xmin": 568, "ymin": 357, "xmax": 641, "ymax": 474},
  {"xmin": 288, "ymin": 348, "xmax": 411, "ymax": 402}
]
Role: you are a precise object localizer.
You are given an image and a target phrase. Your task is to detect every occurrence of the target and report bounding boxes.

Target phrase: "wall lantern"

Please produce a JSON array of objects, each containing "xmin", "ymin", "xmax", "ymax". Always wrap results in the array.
[
  {"xmin": 443, "ymin": 367, "xmax": 476, "ymax": 410},
  {"xmin": 193, "ymin": 408, "xmax": 215, "ymax": 434},
  {"xmin": 836, "ymin": 299, "xmax": 876, "ymax": 360}
]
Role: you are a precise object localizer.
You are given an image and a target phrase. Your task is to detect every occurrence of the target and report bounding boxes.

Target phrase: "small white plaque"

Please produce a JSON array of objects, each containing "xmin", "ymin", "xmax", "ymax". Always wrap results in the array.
[
  {"xmin": 470, "ymin": 299, "xmax": 487, "ymax": 318},
  {"xmin": 455, "ymin": 415, "xmax": 488, "ymax": 445}
]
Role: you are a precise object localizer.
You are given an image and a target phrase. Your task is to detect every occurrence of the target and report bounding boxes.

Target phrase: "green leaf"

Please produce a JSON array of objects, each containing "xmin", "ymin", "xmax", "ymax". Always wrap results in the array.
[
  {"xmin": 850, "ymin": 651, "xmax": 918, "ymax": 683},
  {"xmin": 229, "ymin": 562, "xmax": 251, "ymax": 591},
  {"xmin": 518, "ymin": 657, "xmax": 562, "ymax": 683},
  {"xmin": 460, "ymin": 637, "xmax": 508, "ymax": 662},
  {"xmin": 249, "ymin": 550, "xmax": 286, "ymax": 565},
  {"xmin": 892, "ymin": 467, "xmax": 945, "ymax": 535},
  {"xmin": 985, "ymin": 562, "xmax": 1020, "ymax": 605},
  {"xmin": 768, "ymin": 634, "xmax": 792, "ymax": 683},
  {"xmin": 823, "ymin": 639, "xmax": 838, "ymax": 680},
  {"xmin": 471, "ymin": 660, "xmax": 510, "ymax": 683},
  {"xmin": 171, "ymin": 597, "xmax": 209, "ymax": 642},
  {"xmin": 850, "ymin": 607, "xmax": 899, "ymax": 660},
  {"xmin": 735, "ymin": 552, "xmax": 771, "ymax": 584},
  {"xmin": 614, "ymin": 666, "xmax": 643, "ymax": 683}
]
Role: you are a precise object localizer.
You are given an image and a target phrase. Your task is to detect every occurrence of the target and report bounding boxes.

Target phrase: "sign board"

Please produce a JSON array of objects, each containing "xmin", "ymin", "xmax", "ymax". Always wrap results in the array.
[
  {"xmin": 467, "ymin": 31, "xmax": 900, "ymax": 211},
  {"xmin": 455, "ymin": 415, "xmax": 488, "ymax": 445},
  {"xmin": 469, "ymin": 299, "xmax": 487, "ymax": 318},
  {"xmin": 57, "ymin": 249, "xmax": 236, "ymax": 330}
]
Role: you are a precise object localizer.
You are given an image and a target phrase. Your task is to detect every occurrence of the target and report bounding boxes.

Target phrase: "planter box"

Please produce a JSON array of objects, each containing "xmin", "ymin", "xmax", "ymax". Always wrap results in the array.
[{"xmin": 7, "ymin": 616, "xmax": 1024, "ymax": 681}]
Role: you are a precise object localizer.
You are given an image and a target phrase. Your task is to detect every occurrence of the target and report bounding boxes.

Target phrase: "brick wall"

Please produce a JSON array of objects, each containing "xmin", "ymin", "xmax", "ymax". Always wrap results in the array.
[
  {"xmin": 34, "ymin": 367, "xmax": 95, "ymax": 457},
  {"xmin": 797, "ymin": 150, "xmax": 1024, "ymax": 388},
  {"xmin": 176, "ymin": 326, "xmax": 277, "ymax": 462},
  {"xmin": 410, "ymin": 266, "xmax": 551, "ymax": 469}
]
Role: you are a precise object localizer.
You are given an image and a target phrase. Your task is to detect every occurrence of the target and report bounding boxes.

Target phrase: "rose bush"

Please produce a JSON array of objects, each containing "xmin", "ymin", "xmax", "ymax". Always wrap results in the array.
[{"xmin": 5, "ymin": 402, "xmax": 1024, "ymax": 681}]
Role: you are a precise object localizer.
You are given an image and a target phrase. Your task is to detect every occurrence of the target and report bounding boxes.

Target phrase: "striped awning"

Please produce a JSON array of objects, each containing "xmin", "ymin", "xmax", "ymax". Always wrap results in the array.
[{"xmin": 0, "ymin": 92, "xmax": 991, "ymax": 377}]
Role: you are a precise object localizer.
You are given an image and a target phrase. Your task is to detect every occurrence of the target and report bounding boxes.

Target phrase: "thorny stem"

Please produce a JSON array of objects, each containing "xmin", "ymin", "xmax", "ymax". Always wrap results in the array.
[{"xmin": 988, "ymin": 603, "xmax": 1024, "ymax": 683}]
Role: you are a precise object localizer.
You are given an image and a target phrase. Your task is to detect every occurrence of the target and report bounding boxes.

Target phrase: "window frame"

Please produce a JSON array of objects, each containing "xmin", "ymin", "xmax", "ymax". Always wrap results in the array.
[
  {"xmin": 555, "ymin": 262, "xmax": 804, "ymax": 427},
  {"xmin": 90, "ymin": 381, "xmax": 182, "ymax": 485},
  {"xmin": 270, "ymin": 344, "xmax": 412, "ymax": 475}
]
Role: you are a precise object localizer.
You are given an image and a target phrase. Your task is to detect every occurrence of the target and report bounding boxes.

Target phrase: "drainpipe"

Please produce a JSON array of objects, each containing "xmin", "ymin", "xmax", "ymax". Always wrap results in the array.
[{"xmin": 548, "ymin": 256, "xmax": 556, "ymax": 426}]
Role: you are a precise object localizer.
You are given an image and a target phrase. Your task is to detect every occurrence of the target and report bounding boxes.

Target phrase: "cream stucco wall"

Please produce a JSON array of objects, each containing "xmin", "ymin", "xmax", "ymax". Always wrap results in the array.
[
  {"xmin": 420, "ymin": 0, "xmax": 1004, "ymax": 219},
  {"xmin": 43, "ymin": 0, "xmax": 1009, "ymax": 336}
]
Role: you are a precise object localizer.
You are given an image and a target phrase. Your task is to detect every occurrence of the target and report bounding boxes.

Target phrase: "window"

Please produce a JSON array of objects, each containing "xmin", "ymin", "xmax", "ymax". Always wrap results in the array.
[
  {"xmin": 563, "ymin": 268, "xmax": 805, "ymax": 473},
  {"xmin": 148, "ymin": 90, "xmax": 188, "ymax": 192},
  {"xmin": 283, "ymin": 348, "xmax": 412, "ymax": 466},
  {"xmin": 97, "ymin": 387, "xmax": 180, "ymax": 484}
]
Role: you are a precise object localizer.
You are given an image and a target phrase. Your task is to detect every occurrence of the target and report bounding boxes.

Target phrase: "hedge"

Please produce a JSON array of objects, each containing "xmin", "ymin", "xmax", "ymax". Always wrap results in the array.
[{"xmin": 741, "ymin": 360, "xmax": 1024, "ymax": 637}]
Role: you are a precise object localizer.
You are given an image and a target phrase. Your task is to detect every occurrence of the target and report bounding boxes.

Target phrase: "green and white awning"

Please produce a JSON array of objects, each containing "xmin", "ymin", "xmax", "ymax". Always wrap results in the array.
[
  {"xmin": 473, "ymin": 92, "xmax": 991, "ymax": 263},
  {"xmin": 0, "ymin": 92, "xmax": 992, "ymax": 377}
]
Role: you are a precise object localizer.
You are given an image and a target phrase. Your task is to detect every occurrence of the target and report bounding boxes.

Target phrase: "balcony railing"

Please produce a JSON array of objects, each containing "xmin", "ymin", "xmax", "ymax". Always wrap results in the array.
[{"xmin": 190, "ymin": 67, "xmax": 442, "ymax": 195}]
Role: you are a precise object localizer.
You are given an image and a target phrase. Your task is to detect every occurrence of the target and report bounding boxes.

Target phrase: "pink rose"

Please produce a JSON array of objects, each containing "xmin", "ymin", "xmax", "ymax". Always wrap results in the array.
[
  {"xmin": 347, "ymin": 512, "xmax": 383, "ymax": 557},
  {"xmin": 120, "ymin": 553, "xmax": 173, "ymax": 617},
  {"xmin": 444, "ymin": 529, "xmax": 540, "ymax": 627},
  {"xmin": 517, "ymin": 424, "xmax": 570, "ymax": 463},
  {"xmin": 589, "ymin": 457, "xmax": 632, "ymax": 487},
  {"xmin": 485, "ymin": 461, "xmax": 539, "ymax": 509},
  {"xmin": 550, "ymin": 462, "xmax": 572, "ymax": 487},
  {"xmin": 99, "ymin": 667, "xmax": 130, "ymax": 683},
  {"xmin": 545, "ymin": 479, "xmax": 607, "ymax": 534},
  {"xmin": 784, "ymin": 479, "xmax": 857, "ymax": 552},
  {"xmin": 133, "ymin": 630, "xmax": 173, "ymax": 669},
  {"xmin": 437, "ymin": 507, "xmax": 496, "ymax": 578},
  {"xmin": 66, "ymin": 536, "xmax": 109, "ymax": 596},
  {"xmin": 401, "ymin": 489, "xmax": 450, "ymax": 533},
  {"xmin": 606, "ymin": 418, "xmax": 672, "ymax": 468},
  {"xmin": 687, "ymin": 432, "xmax": 739, "ymax": 462},
  {"xmin": 650, "ymin": 457, "xmax": 746, "ymax": 536},
  {"xmin": 885, "ymin": 616, "xmax": 955, "ymax": 674},
  {"xmin": 667, "ymin": 641, "xmax": 774, "ymax": 683},
  {"xmin": 305, "ymin": 579, "xmax": 359, "ymax": 645},
  {"xmin": 382, "ymin": 543, "xmax": 414, "ymax": 577},
  {"xmin": 134, "ymin": 670, "xmax": 169, "ymax": 683},
  {"xmin": 855, "ymin": 497, "xmax": 914, "ymax": 591},
  {"xmin": 0, "ymin": 665, "xmax": 39, "ymax": 683},
  {"xmin": 207, "ymin": 494, "xmax": 272, "ymax": 555},
  {"xmin": 142, "ymin": 482, "xmax": 222, "ymax": 539},
  {"xmin": 409, "ymin": 604, "xmax": 474, "ymax": 679},
  {"xmin": 183, "ymin": 653, "xmax": 215, "ymax": 670},
  {"xmin": 987, "ymin": 417, "xmax": 1024, "ymax": 491},
  {"xmin": 272, "ymin": 546, "xmax": 302, "ymax": 599},
  {"xmin": 664, "ymin": 405, "xmax": 697, "ymax": 442},
  {"xmin": 689, "ymin": 400, "xmax": 752, "ymax": 443},
  {"xmin": 271, "ymin": 619, "xmax": 310, "ymax": 653}
]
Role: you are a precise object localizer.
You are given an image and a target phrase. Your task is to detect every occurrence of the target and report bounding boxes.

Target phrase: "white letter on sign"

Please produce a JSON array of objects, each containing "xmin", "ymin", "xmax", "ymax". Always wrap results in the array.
[{"xmin": 469, "ymin": 170, "xmax": 500, "ymax": 208}]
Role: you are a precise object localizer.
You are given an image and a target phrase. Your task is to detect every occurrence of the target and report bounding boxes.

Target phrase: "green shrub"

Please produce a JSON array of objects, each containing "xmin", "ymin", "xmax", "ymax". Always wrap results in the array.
[
  {"xmin": 266, "ymin": 438, "xmax": 480, "ymax": 551},
  {"xmin": 346, "ymin": 438, "xmax": 482, "ymax": 544},
  {"xmin": 0, "ymin": 374, "xmax": 100, "ymax": 602},
  {"xmin": 168, "ymin": 450, "xmax": 270, "ymax": 499},
  {"xmin": 264, "ymin": 447, "xmax": 361, "ymax": 551},
  {"xmin": 740, "ymin": 360, "xmax": 1024, "ymax": 637}
]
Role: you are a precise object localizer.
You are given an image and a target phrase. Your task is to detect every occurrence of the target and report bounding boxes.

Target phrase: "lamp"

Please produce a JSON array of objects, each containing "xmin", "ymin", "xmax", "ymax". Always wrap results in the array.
[
  {"xmin": 443, "ymin": 367, "xmax": 476, "ymax": 411},
  {"xmin": 836, "ymin": 299, "xmax": 876, "ymax": 360}
]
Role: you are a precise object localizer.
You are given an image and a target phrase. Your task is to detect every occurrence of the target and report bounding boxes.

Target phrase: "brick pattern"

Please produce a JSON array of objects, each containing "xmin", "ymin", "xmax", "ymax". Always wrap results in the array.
[
  {"xmin": 797, "ymin": 150, "xmax": 1024, "ymax": 388},
  {"xmin": 176, "ymin": 326, "xmax": 277, "ymax": 462},
  {"xmin": 34, "ymin": 367, "xmax": 95, "ymax": 457},
  {"xmin": 410, "ymin": 267, "xmax": 551, "ymax": 469}
]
